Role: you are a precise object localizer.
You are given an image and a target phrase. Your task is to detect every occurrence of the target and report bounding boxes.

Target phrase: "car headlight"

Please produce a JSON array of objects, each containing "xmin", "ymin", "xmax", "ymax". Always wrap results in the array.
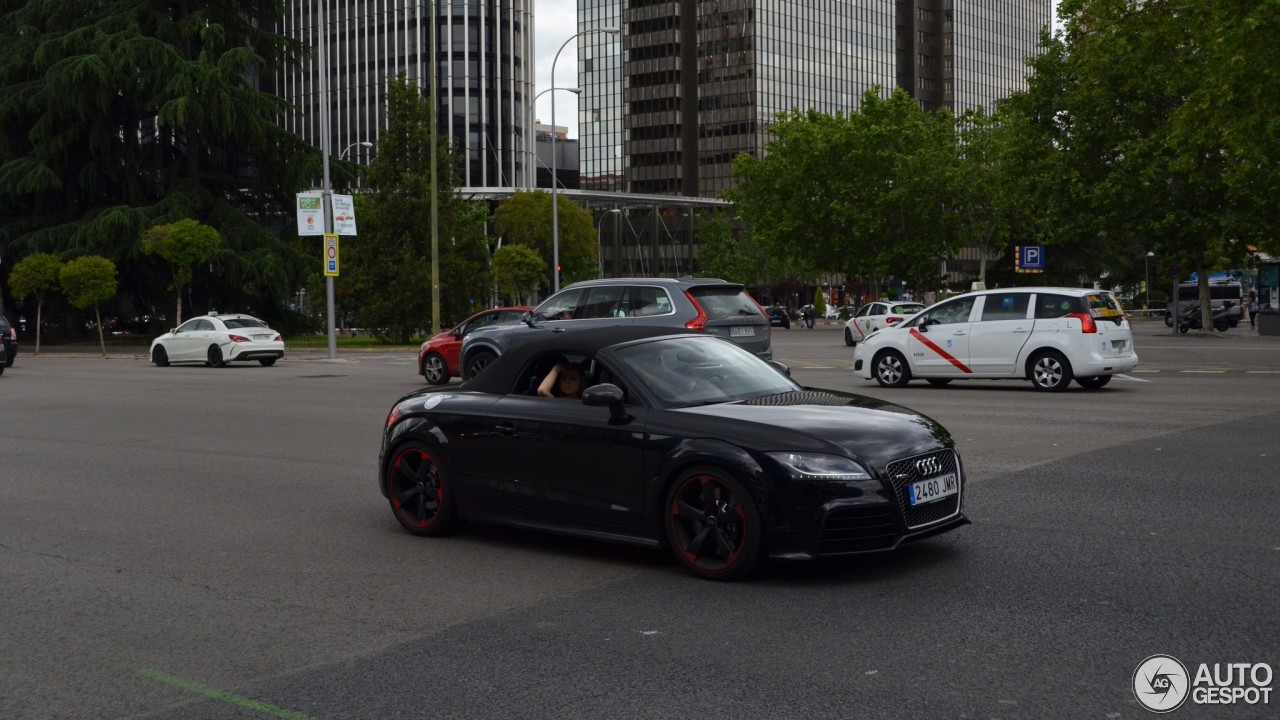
[{"xmin": 766, "ymin": 452, "xmax": 871, "ymax": 481}]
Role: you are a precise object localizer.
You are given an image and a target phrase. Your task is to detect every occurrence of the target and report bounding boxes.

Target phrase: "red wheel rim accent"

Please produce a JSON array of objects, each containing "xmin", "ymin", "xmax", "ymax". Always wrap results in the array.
[
  {"xmin": 388, "ymin": 447, "xmax": 443, "ymax": 528},
  {"xmin": 669, "ymin": 474, "xmax": 747, "ymax": 572}
]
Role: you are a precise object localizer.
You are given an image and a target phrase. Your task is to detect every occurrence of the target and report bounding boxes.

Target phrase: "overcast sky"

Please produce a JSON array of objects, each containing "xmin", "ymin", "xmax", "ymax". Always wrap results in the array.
[{"xmin": 533, "ymin": 0, "xmax": 1063, "ymax": 140}]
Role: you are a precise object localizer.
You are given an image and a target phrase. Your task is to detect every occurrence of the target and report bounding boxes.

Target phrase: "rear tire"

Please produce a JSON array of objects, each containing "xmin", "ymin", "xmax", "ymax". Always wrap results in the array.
[
  {"xmin": 664, "ymin": 466, "xmax": 763, "ymax": 581},
  {"xmin": 206, "ymin": 345, "xmax": 224, "ymax": 368},
  {"xmin": 152, "ymin": 346, "xmax": 170, "ymax": 367},
  {"xmin": 926, "ymin": 378, "xmax": 952, "ymax": 386},
  {"xmin": 872, "ymin": 350, "xmax": 911, "ymax": 388},
  {"xmin": 258, "ymin": 357, "xmax": 277, "ymax": 367},
  {"xmin": 1029, "ymin": 351, "xmax": 1073, "ymax": 392},
  {"xmin": 1214, "ymin": 318, "xmax": 1230, "ymax": 332},
  {"xmin": 1076, "ymin": 375, "xmax": 1112, "ymax": 389}
]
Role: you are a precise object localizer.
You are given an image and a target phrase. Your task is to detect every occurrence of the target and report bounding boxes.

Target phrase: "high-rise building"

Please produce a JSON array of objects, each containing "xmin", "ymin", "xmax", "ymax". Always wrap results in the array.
[
  {"xmin": 579, "ymin": 0, "xmax": 1050, "ymax": 198},
  {"xmin": 277, "ymin": 0, "xmax": 536, "ymax": 189}
]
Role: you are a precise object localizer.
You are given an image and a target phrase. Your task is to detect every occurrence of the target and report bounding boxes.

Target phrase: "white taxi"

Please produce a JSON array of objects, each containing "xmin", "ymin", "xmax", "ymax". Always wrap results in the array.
[
  {"xmin": 844, "ymin": 301, "xmax": 926, "ymax": 346},
  {"xmin": 852, "ymin": 287, "xmax": 1138, "ymax": 391}
]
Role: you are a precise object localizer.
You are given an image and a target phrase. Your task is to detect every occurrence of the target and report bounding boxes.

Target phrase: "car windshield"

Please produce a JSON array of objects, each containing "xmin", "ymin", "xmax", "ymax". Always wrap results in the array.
[
  {"xmin": 614, "ymin": 336, "xmax": 799, "ymax": 408},
  {"xmin": 222, "ymin": 317, "xmax": 268, "ymax": 329}
]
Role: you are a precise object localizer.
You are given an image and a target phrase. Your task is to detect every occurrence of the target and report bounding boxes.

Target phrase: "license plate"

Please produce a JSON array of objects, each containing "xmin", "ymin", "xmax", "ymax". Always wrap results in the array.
[
  {"xmin": 909, "ymin": 472, "xmax": 958, "ymax": 506},
  {"xmin": 254, "ymin": 334, "xmax": 273, "ymax": 341},
  {"xmin": 1111, "ymin": 340, "xmax": 1126, "ymax": 351},
  {"xmin": 729, "ymin": 326, "xmax": 755, "ymax": 338}
]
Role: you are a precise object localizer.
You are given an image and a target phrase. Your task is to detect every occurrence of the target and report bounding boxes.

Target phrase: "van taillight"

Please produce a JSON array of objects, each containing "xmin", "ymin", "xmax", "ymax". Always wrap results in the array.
[
  {"xmin": 1067, "ymin": 313, "xmax": 1097, "ymax": 333},
  {"xmin": 683, "ymin": 292, "xmax": 708, "ymax": 330}
]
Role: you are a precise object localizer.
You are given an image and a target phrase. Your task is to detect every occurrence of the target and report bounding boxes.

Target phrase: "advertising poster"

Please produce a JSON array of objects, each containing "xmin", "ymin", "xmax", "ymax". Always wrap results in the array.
[
  {"xmin": 296, "ymin": 192, "xmax": 324, "ymax": 236},
  {"xmin": 332, "ymin": 194, "xmax": 357, "ymax": 236}
]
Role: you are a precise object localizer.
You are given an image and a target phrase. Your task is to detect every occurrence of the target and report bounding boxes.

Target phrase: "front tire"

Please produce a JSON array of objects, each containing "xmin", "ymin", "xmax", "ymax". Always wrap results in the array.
[
  {"xmin": 872, "ymin": 350, "xmax": 911, "ymax": 388},
  {"xmin": 1076, "ymin": 375, "xmax": 1111, "ymax": 389},
  {"xmin": 664, "ymin": 466, "xmax": 763, "ymax": 581},
  {"xmin": 152, "ymin": 346, "xmax": 170, "ymax": 367},
  {"xmin": 206, "ymin": 345, "xmax": 225, "ymax": 368},
  {"xmin": 463, "ymin": 350, "xmax": 496, "ymax": 380},
  {"xmin": 844, "ymin": 328, "xmax": 855, "ymax": 346},
  {"xmin": 422, "ymin": 352, "xmax": 449, "ymax": 385},
  {"xmin": 385, "ymin": 442, "xmax": 458, "ymax": 536},
  {"xmin": 1029, "ymin": 351, "xmax": 1073, "ymax": 392}
]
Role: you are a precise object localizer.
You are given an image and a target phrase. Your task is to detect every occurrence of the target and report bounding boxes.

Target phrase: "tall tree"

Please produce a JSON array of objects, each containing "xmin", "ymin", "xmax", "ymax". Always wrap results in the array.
[
  {"xmin": 491, "ymin": 244, "xmax": 546, "ymax": 306},
  {"xmin": 142, "ymin": 218, "xmax": 222, "ymax": 326},
  {"xmin": 59, "ymin": 255, "xmax": 117, "ymax": 357},
  {"xmin": 6, "ymin": 252, "xmax": 62, "ymax": 354},
  {"xmin": 344, "ymin": 74, "xmax": 490, "ymax": 342},
  {"xmin": 0, "ymin": 0, "xmax": 316, "ymax": 320}
]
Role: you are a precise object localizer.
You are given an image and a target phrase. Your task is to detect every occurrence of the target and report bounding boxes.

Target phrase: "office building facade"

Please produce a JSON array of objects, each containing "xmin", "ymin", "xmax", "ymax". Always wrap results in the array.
[
  {"xmin": 579, "ymin": 0, "xmax": 1049, "ymax": 198},
  {"xmin": 277, "ymin": 0, "xmax": 536, "ymax": 189}
]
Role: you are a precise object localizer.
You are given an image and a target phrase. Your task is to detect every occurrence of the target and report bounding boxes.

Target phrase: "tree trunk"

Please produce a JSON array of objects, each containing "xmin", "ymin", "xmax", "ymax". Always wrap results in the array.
[
  {"xmin": 95, "ymin": 306, "xmax": 106, "ymax": 358},
  {"xmin": 175, "ymin": 282, "xmax": 184, "ymax": 327},
  {"xmin": 35, "ymin": 302, "xmax": 43, "ymax": 356}
]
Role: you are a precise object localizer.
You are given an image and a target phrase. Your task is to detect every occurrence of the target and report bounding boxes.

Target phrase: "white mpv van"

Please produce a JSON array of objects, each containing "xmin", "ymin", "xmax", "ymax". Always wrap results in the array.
[{"xmin": 852, "ymin": 287, "xmax": 1138, "ymax": 391}]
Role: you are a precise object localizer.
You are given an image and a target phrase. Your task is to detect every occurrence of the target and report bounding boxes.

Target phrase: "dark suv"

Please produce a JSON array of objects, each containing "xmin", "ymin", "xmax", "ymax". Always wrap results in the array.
[
  {"xmin": 0, "ymin": 314, "xmax": 16, "ymax": 368},
  {"xmin": 459, "ymin": 277, "xmax": 771, "ymax": 379}
]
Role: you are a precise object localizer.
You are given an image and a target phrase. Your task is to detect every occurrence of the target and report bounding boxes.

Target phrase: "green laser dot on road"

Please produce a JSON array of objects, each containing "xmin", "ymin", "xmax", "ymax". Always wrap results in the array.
[{"xmin": 138, "ymin": 668, "xmax": 318, "ymax": 720}]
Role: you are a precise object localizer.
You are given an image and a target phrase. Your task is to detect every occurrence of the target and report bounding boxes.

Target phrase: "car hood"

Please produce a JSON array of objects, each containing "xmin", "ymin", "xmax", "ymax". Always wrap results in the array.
[{"xmin": 673, "ymin": 389, "xmax": 953, "ymax": 471}]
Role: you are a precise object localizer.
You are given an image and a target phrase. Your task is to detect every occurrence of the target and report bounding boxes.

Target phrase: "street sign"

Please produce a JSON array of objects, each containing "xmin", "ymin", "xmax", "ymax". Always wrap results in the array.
[
  {"xmin": 1167, "ymin": 264, "xmax": 1181, "ymax": 278},
  {"xmin": 324, "ymin": 234, "xmax": 339, "ymax": 277},
  {"xmin": 296, "ymin": 192, "xmax": 324, "ymax": 236},
  {"xmin": 1015, "ymin": 245, "xmax": 1045, "ymax": 273}
]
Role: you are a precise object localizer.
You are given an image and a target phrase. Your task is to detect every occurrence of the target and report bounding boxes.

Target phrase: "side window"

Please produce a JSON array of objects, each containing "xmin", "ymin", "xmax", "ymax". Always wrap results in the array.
[
  {"xmin": 462, "ymin": 313, "xmax": 498, "ymax": 336},
  {"xmin": 532, "ymin": 289, "xmax": 585, "ymax": 321},
  {"xmin": 196, "ymin": 319, "xmax": 216, "ymax": 331},
  {"xmin": 979, "ymin": 293, "xmax": 1030, "ymax": 321},
  {"xmin": 855, "ymin": 305, "xmax": 873, "ymax": 318},
  {"xmin": 924, "ymin": 298, "xmax": 975, "ymax": 325},
  {"xmin": 1034, "ymin": 293, "xmax": 1081, "ymax": 319},
  {"xmin": 581, "ymin": 286, "xmax": 627, "ymax": 318},
  {"xmin": 627, "ymin": 286, "xmax": 673, "ymax": 317}
]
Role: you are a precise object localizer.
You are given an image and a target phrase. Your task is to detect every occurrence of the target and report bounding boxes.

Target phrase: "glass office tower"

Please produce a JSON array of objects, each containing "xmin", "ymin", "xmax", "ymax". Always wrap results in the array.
[{"xmin": 278, "ymin": 0, "xmax": 536, "ymax": 189}]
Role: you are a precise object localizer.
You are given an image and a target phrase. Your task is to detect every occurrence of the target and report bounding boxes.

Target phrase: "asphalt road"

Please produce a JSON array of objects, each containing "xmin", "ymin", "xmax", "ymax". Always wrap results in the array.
[{"xmin": 1, "ymin": 320, "xmax": 1277, "ymax": 719}]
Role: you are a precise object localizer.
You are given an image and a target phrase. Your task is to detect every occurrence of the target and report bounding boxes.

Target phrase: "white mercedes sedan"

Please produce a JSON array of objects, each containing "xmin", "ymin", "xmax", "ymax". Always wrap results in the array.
[{"xmin": 150, "ymin": 313, "xmax": 285, "ymax": 368}]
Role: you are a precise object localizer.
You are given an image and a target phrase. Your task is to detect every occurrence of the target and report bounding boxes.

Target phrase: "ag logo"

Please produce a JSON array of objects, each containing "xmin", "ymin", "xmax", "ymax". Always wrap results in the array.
[{"xmin": 1134, "ymin": 654, "xmax": 1190, "ymax": 713}]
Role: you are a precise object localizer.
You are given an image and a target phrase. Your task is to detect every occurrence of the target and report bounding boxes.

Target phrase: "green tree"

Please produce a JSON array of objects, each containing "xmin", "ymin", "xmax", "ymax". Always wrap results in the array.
[
  {"xmin": 0, "ymin": 0, "xmax": 316, "ymax": 319},
  {"xmin": 344, "ymin": 74, "xmax": 490, "ymax": 342},
  {"xmin": 6, "ymin": 252, "xmax": 62, "ymax": 354},
  {"xmin": 142, "ymin": 219, "xmax": 223, "ymax": 326},
  {"xmin": 729, "ymin": 89, "xmax": 961, "ymax": 298},
  {"xmin": 492, "ymin": 191, "xmax": 597, "ymax": 290},
  {"xmin": 491, "ymin": 244, "xmax": 547, "ymax": 305},
  {"xmin": 59, "ymin": 256, "xmax": 118, "ymax": 357},
  {"xmin": 694, "ymin": 213, "xmax": 761, "ymax": 287}
]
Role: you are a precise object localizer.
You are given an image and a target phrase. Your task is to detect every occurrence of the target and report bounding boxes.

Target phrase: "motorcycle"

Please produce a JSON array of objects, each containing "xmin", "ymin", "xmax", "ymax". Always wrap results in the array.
[{"xmin": 1177, "ymin": 301, "xmax": 1235, "ymax": 333}]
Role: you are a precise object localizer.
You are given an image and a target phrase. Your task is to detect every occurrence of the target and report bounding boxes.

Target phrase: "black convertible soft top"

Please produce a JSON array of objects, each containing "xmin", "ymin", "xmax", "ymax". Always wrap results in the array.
[{"xmin": 457, "ymin": 325, "xmax": 704, "ymax": 395}]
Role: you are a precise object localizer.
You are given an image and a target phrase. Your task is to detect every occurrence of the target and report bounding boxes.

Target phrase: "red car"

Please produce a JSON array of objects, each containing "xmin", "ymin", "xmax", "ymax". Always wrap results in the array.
[{"xmin": 419, "ymin": 307, "xmax": 531, "ymax": 384}]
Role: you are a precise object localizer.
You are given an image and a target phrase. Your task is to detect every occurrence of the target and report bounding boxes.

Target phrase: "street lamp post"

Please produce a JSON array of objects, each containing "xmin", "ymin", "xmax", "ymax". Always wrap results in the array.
[
  {"xmin": 596, "ymin": 208, "xmax": 621, "ymax": 277},
  {"xmin": 550, "ymin": 27, "xmax": 619, "ymax": 293},
  {"xmin": 1145, "ymin": 251, "xmax": 1155, "ymax": 309},
  {"xmin": 339, "ymin": 140, "xmax": 373, "ymax": 160}
]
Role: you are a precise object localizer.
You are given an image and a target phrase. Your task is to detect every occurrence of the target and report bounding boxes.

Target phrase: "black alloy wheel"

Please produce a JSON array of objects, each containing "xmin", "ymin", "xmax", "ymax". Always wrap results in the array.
[
  {"xmin": 152, "ymin": 346, "xmax": 169, "ymax": 367},
  {"xmin": 206, "ymin": 345, "xmax": 224, "ymax": 368},
  {"xmin": 1029, "ymin": 351, "xmax": 1073, "ymax": 392},
  {"xmin": 873, "ymin": 350, "xmax": 911, "ymax": 388},
  {"xmin": 463, "ymin": 350, "xmax": 496, "ymax": 380},
  {"xmin": 386, "ymin": 442, "xmax": 458, "ymax": 536},
  {"xmin": 1076, "ymin": 375, "xmax": 1112, "ymax": 389},
  {"xmin": 665, "ymin": 468, "xmax": 762, "ymax": 580},
  {"xmin": 423, "ymin": 352, "xmax": 449, "ymax": 385},
  {"xmin": 258, "ymin": 357, "xmax": 277, "ymax": 367}
]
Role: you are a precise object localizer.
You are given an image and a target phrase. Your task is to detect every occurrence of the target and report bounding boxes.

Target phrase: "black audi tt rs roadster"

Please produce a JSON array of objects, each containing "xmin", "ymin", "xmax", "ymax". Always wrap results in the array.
[{"xmin": 379, "ymin": 326, "xmax": 968, "ymax": 580}]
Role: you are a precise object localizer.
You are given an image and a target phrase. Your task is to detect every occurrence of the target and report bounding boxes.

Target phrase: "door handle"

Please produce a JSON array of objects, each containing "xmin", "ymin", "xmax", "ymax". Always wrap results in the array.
[
  {"xmin": 493, "ymin": 423, "xmax": 517, "ymax": 436},
  {"xmin": 952, "ymin": 331, "xmax": 967, "ymax": 336},
  {"xmin": 1013, "ymin": 328, "xmax": 1028, "ymax": 333}
]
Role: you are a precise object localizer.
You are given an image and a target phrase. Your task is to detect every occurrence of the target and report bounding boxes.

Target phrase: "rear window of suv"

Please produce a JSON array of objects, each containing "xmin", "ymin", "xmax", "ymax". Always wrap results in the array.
[{"xmin": 687, "ymin": 286, "xmax": 762, "ymax": 320}]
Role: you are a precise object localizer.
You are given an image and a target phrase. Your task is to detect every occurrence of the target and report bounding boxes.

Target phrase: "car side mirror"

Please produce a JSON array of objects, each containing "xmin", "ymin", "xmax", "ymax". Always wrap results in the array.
[
  {"xmin": 522, "ymin": 310, "xmax": 536, "ymax": 327},
  {"xmin": 582, "ymin": 383, "xmax": 631, "ymax": 423},
  {"xmin": 170, "ymin": 328, "xmax": 177, "ymax": 334},
  {"xmin": 767, "ymin": 360, "xmax": 791, "ymax": 377}
]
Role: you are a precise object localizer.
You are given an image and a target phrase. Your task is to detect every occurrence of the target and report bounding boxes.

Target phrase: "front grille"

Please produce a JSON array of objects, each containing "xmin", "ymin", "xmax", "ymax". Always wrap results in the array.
[
  {"xmin": 819, "ymin": 506, "xmax": 900, "ymax": 553},
  {"xmin": 885, "ymin": 449, "xmax": 962, "ymax": 529}
]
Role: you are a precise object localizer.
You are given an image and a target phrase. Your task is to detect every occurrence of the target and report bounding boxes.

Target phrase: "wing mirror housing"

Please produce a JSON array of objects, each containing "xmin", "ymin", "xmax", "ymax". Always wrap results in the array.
[
  {"xmin": 522, "ymin": 310, "xmax": 537, "ymax": 327},
  {"xmin": 582, "ymin": 383, "xmax": 631, "ymax": 423},
  {"xmin": 767, "ymin": 360, "xmax": 791, "ymax": 377}
]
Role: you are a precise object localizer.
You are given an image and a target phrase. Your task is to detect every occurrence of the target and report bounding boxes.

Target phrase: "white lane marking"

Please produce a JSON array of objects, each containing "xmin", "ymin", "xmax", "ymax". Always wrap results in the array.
[
  {"xmin": 1115, "ymin": 373, "xmax": 1151, "ymax": 383},
  {"xmin": 1131, "ymin": 369, "xmax": 1161, "ymax": 373},
  {"xmin": 1181, "ymin": 370, "xmax": 1225, "ymax": 374},
  {"xmin": 1246, "ymin": 370, "xmax": 1280, "ymax": 374}
]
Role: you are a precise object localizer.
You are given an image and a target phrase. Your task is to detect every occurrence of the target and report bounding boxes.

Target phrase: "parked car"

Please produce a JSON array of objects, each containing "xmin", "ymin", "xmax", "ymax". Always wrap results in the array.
[
  {"xmin": 765, "ymin": 306, "xmax": 791, "ymax": 329},
  {"xmin": 458, "ymin": 277, "xmax": 771, "ymax": 379},
  {"xmin": 418, "ymin": 306, "xmax": 531, "ymax": 385},
  {"xmin": 380, "ymin": 326, "xmax": 968, "ymax": 580},
  {"xmin": 0, "ymin": 338, "xmax": 6, "ymax": 374},
  {"xmin": 0, "ymin": 314, "xmax": 16, "ymax": 368},
  {"xmin": 150, "ymin": 313, "xmax": 284, "ymax": 367},
  {"xmin": 844, "ymin": 301, "xmax": 926, "ymax": 346},
  {"xmin": 853, "ymin": 287, "xmax": 1137, "ymax": 391},
  {"xmin": 1164, "ymin": 280, "xmax": 1244, "ymax": 327}
]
